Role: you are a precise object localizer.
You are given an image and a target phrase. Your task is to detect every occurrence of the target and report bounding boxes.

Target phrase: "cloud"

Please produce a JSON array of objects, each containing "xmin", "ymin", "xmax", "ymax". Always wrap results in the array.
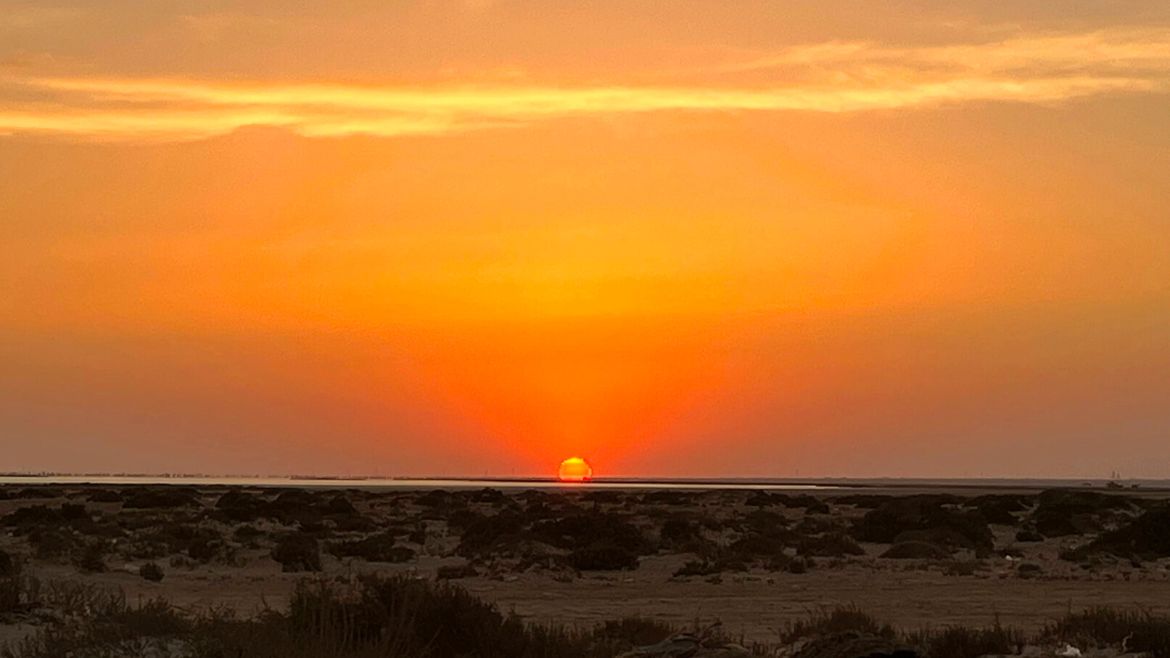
[{"xmin": 1, "ymin": 28, "xmax": 1168, "ymax": 141}]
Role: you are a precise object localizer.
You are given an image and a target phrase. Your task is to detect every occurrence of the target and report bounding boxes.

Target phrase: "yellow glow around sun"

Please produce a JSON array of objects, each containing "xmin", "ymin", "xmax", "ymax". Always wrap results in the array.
[{"xmin": 558, "ymin": 457, "xmax": 593, "ymax": 482}]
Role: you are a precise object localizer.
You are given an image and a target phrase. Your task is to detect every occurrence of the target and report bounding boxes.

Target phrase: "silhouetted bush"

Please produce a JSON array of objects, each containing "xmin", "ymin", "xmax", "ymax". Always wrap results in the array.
[
  {"xmin": 912, "ymin": 623, "xmax": 1025, "ymax": 658},
  {"xmin": 436, "ymin": 564, "xmax": 479, "ymax": 580},
  {"xmin": 1029, "ymin": 489, "xmax": 1135, "ymax": 538},
  {"xmin": 1046, "ymin": 607, "xmax": 1170, "ymax": 658},
  {"xmin": 73, "ymin": 541, "xmax": 109, "ymax": 573},
  {"xmin": 457, "ymin": 511, "xmax": 526, "ymax": 557},
  {"xmin": 851, "ymin": 497, "xmax": 992, "ymax": 552},
  {"xmin": 121, "ymin": 488, "xmax": 199, "ymax": 510},
  {"xmin": 329, "ymin": 533, "xmax": 415, "ymax": 563},
  {"xmin": 1, "ymin": 506, "xmax": 62, "ymax": 533},
  {"xmin": 797, "ymin": 532, "xmax": 866, "ymax": 558},
  {"xmin": 567, "ymin": 541, "xmax": 639, "ymax": 571},
  {"xmin": 272, "ymin": 535, "xmax": 322, "ymax": 572},
  {"xmin": 532, "ymin": 512, "xmax": 649, "ymax": 555},
  {"xmin": 139, "ymin": 562, "xmax": 165, "ymax": 582},
  {"xmin": 86, "ymin": 489, "xmax": 124, "ymax": 503},
  {"xmin": 781, "ymin": 605, "xmax": 896, "ymax": 644},
  {"xmin": 1074, "ymin": 504, "xmax": 1170, "ymax": 560},
  {"xmin": 215, "ymin": 489, "xmax": 269, "ymax": 521},
  {"xmin": 967, "ymin": 494, "xmax": 1030, "ymax": 525},
  {"xmin": 1015, "ymin": 529, "xmax": 1044, "ymax": 543}
]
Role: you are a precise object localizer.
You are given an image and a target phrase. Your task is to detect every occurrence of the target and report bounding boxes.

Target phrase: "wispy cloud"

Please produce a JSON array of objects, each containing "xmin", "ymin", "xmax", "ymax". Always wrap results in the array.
[{"xmin": 2, "ymin": 28, "xmax": 1168, "ymax": 141}]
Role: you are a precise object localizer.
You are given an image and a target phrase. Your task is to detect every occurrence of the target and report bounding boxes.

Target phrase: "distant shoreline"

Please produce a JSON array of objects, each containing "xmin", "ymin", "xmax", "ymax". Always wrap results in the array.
[{"xmin": 2, "ymin": 473, "xmax": 1169, "ymax": 493}]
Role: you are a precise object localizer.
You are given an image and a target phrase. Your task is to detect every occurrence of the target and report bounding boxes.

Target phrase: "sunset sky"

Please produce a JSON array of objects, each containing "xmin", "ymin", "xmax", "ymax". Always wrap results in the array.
[{"xmin": 2, "ymin": 1, "xmax": 1169, "ymax": 478}]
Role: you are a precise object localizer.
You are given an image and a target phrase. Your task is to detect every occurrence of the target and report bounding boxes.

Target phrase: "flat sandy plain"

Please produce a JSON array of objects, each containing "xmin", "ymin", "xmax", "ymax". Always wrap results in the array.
[{"xmin": 2, "ymin": 481, "xmax": 1169, "ymax": 646}]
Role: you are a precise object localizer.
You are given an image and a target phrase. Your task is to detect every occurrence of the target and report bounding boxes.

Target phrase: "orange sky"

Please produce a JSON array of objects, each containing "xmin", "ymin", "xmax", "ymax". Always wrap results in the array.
[{"xmin": 2, "ymin": 2, "xmax": 1169, "ymax": 478}]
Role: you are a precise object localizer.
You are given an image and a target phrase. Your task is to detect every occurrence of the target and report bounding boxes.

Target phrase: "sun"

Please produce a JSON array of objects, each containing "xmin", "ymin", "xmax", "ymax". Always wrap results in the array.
[{"xmin": 557, "ymin": 457, "xmax": 593, "ymax": 482}]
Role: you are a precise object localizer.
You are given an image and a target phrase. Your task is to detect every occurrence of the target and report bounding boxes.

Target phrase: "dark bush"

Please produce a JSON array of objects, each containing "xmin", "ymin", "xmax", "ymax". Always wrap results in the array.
[
  {"xmin": 0, "ymin": 549, "xmax": 13, "ymax": 578},
  {"xmin": 1029, "ymin": 489, "xmax": 1135, "ymax": 538},
  {"xmin": 73, "ymin": 541, "xmax": 109, "ymax": 573},
  {"xmin": 14, "ymin": 487, "xmax": 62, "ymax": 500},
  {"xmin": 1017, "ymin": 563, "xmax": 1043, "ymax": 578},
  {"xmin": 329, "ymin": 533, "xmax": 415, "ymax": 563},
  {"xmin": 781, "ymin": 605, "xmax": 896, "ymax": 644},
  {"xmin": 967, "ymin": 494, "xmax": 1030, "ymax": 525},
  {"xmin": 457, "ymin": 511, "xmax": 526, "ymax": 557},
  {"xmin": 568, "ymin": 541, "xmax": 640, "ymax": 571},
  {"xmin": 2, "ymin": 505, "xmax": 63, "ymax": 532},
  {"xmin": 851, "ymin": 497, "xmax": 992, "ymax": 552},
  {"xmin": 532, "ymin": 512, "xmax": 649, "ymax": 555},
  {"xmin": 1075, "ymin": 504, "xmax": 1170, "ymax": 560},
  {"xmin": 324, "ymin": 495, "xmax": 358, "ymax": 516},
  {"xmin": 797, "ymin": 532, "xmax": 866, "ymax": 558},
  {"xmin": 1015, "ymin": 529, "xmax": 1044, "ymax": 543},
  {"xmin": 59, "ymin": 503, "xmax": 89, "ymax": 521},
  {"xmin": 880, "ymin": 541, "xmax": 951, "ymax": 560},
  {"xmin": 917, "ymin": 623, "xmax": 1025, "ymax": 658},
  {"xmin": 86, "ymin": 489, "xmax": 124, "ymax": 503},
  {"xmin": 140, "ymin": 562, "xmax": 165, "ymax": 582},
  {"xmin": 436, "ymin": 564, "xmax": 479, "ymax": 580},
  {"xmin": 1046, "ymin": 607, "xmax": 1170, "ymax": 658},
  {"xmin": 272, "ymin": 534, "xmax": 322, "ymax": 572},
  {"xmin": 121, "ymin": 488, "xmax": 199, "ymax": 510},
  {"xmin": 215, "ymin": 489, "xmax": 269, "ymax": 521}
]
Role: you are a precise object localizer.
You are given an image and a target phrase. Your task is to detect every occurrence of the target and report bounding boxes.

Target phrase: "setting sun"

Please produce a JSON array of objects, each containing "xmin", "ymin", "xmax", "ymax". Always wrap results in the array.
[{"xmin": 557, "ymin": 457, "xmax": 593, "ymax": 482}]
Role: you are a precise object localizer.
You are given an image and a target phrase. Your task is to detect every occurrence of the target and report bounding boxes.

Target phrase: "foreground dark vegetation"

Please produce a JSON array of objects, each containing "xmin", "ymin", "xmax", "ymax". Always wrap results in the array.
[{"xmin": 2, "ymin": 566, "xmax": 1170, "ymax": 657}]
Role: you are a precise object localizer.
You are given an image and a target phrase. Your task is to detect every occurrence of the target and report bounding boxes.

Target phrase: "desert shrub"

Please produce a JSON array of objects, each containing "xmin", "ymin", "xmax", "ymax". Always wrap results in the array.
[
  {"xmin": 880, "ymin": 542, "xmax": 951, "ymax": 560},
  {"xmin": 72, "ymin": 541, "xmax": 109, "ymax": 573},
  {"xmin": 640, "ymin": 490, "xmax": 693, "ymax": 506},
  {"xmin": 59, "ymin": 503, "xmax": 89, "ymax": 521},
  {"xmin": 324, "ymin": 495, "xmax": 358, "ymax": 515},
  {"xmin": 967, "ymin": 494, "xmax": 1030, "ymax": 525},
  {"xmin": 774, "ymin": 494, "xmax": 832, "ymax": 514},
  {"xmin": 852, "ymin": 497, "xmax": 992, "ymax": 552},
  {"xmin": 781, "ymin": 605, "xmax": 896, "ymax": 644},
  {"xmin": 1046, "ymin": 608, "xmax": 1170, "ymax": 657},
  {"xmin": 28, "ymin": 528, "xmax": 73, "ymax": 560},
  {"xmin": 457, "ymin": 511, "xmax": 526, "ymax": 557},
  {"xmin": 86, "ymin": 489, "xmax": 124, "ymax": 503},
  {"xmin": 130, "ymin": 523, "xmax": 223, "ymax": 562},
  {"xmin": 214, "ymin": 489, "xmax": 269, "ymax": 521},
  {"xmin": 913, "ymin": 623, "xmax": 1025, "ymax": 658},
  {"xmin": 13, "ymin": 488, "xmax": 62, "ymax": 500},
  {"xmin": 1029, "ymin": 489, "xmax": 1135, "ymax": 538},
  {"xmin": 532, "ymin": 512, "xmax": 649, "ymax": 555},
  {"xmin": 437, "ymin": 564, "xmax": 479, "ymax": 580},
  {"xmin": 673, "ymin": 559, "xmax": 721, "ymax": 577},
  {"xmin": 797, "ymin": 532, "xmax": 865, "ymax": 558},
  {"xmin": 329, "ymin": 533, "xmax": 415, "ymax": 563},
  {"xmin": 1015, "ymin": 529, "xmax": 1044, "ymax": 543},
  {"xmin": 139, "ymin": 562, "xmax": 165, "ymax": 582},
  {"xmin": 567, "ymin": 541, "xmax": 639, "ymax": 571},
  {"xmin": 272, "ymin": 535, "xmax": 322, "ymax": 572},
  {"xmin": 121, "ymin": 488, "xmax": 199, "ymax": 510},
  {"xmin": 1017, "ymin": 563, "xmax": 1043, "ymax": 578},
  {"xmin": 1, "ymin": 506, "xmax": 62, "ymax": 533},
  {"xmin": 1074, "ymin": 504, "xmax": 1170, "ymax": 560}
]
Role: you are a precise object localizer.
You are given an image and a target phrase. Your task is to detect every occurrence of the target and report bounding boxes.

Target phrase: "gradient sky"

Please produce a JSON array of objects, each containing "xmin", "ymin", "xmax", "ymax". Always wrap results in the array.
[{"xmin": 2, "ymin": 1, "xmax": 1169, "ymax": 478}]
